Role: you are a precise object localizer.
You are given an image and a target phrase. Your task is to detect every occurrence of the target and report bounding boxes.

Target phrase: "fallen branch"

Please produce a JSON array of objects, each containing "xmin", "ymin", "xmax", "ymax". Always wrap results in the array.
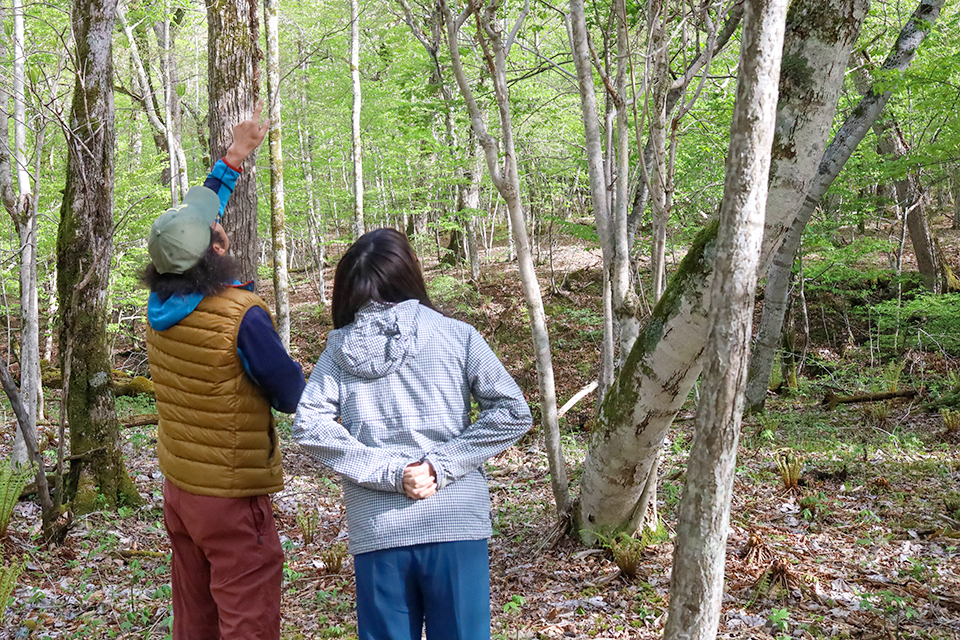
[
  {"xmin": 123, "ymin": 414, "xmax": 159, "ymax": 428},
  {"xmin": 822, "ymin": 388, "xmax": 917, "ymax": 410},
  {"xmin": 558, "ymin": 380, "xmax": 598, "ymax": 419}
]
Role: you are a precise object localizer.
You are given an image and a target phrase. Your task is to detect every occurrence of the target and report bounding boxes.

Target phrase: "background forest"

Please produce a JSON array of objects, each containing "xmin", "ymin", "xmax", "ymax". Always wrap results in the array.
[{"xmin": 0, "ymin": 0, "xmax": 959, "ymax": 638}]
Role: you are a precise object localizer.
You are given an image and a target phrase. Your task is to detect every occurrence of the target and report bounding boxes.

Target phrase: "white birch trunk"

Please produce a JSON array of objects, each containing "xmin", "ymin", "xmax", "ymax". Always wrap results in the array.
[
  {"xmin": 264, "ymin": 0, "xmax": 290, "ymax": 348},
  {"xmin": 441, "ymin": 0, "xmax": 569, "ymax": 513},
  {"xmin": 612, "ymin": 0, "xmax": 640, "ymax": 357},
  {"xmin": 464, "ymin": 134, "xmax": 483, "ymax": 280},
  {"xmin": 9, "ymin": 0, "xmax": 40, "ymax": 467},
  {"xmin": 577, "ymin": 0, "xmax": 868, "ymax": 541},
  {"xmin": 569, "ymin": 0, "xmax": 615, "ymax": 394},
  {"xmin": 662, "ymin": 0, "xmax": 787, "ymax": 634},
  {"xmin": 351, "ymin": 0, "xmax": 364, "ymax": 239}
]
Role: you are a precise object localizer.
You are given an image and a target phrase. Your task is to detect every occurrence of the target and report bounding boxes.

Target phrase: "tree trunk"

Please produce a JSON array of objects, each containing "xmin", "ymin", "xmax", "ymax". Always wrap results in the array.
[
  {"xmin": 264, "ymin": 0, "xmax": 290, "ymax": 348},
  {"xmin": 3, "ymin": 0, "xmax": 41, "ymax": 468},
  {"xmin": 296, "ymin": 42, "xmax": 327, "ymax": 305},
  {"xmin": 875, "ymin": 120, "xmax": 943, "ymax": 292},
  {"xmin": 58, "ymin": 0, "xmax": 140, "ymax": 513},
  {"xmin": 350, "ymin": 0, "xmax": 364, "ymax": 239},
  {"xmin": 464, "ymin": 130, "xmax": 483, "ymax": 281},
  {"xmin": 569, "ymin": 0, "xmax": 615, "ymax": 395},
  {"xmin": 208, "ymin": 0, "xmax": 261, "ymax": 284},
  {"xmin": 118, "ymin": 4, "xmax": 189, "ymax": 204},
  {"xmin": 441, "ymin": 0, "xmax": 570, "ymax": 514},
  {"xmin": 612, "ymin": 0, "xmax": 640, "ymax": 359},
  {"xmin": 577, "ymin": 0, "xmax": 868, "ymax": 542},
  {"xmin": 0, "ymin": 354, "xmax": 57, "ymax": 538},
  {"xmin": 646, "ymin": 0, "xmax": 670, "ymax": 304},
  {"xmin": 158, "ymin": 11, "xmax": 189, "ymax": 199},
  {"xmin": 952, "ymin": 168, "xmax": 960, "ymax": 231},
  {"xmin": 627, "ymin": 4, "xmax": 743, "ymax": 264},
  {"xmin": 744, "ymin": 0, "xmax": 945, "ymax": 413},
  {"xmin": 663, "ymin": 0, "xmax": 787, "ymax": 634}
]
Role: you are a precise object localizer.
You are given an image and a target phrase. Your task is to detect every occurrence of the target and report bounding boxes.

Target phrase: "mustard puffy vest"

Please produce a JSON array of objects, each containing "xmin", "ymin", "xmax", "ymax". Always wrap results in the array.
[{"xmin": 146, "ymin": 287, "xmax": 283, "ymax": 497}]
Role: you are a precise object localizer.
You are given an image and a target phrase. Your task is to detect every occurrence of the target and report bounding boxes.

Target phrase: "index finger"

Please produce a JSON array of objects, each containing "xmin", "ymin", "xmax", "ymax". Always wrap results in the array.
[{"xmin": 253, "ymin": 98, "xmax": 265, "ymax": 120}]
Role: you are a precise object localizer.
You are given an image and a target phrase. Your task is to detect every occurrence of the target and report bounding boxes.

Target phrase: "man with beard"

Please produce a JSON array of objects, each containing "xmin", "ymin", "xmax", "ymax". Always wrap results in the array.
[{"xmin": 143, "ymin": 101, "xmax": 305, "ymax": 640}]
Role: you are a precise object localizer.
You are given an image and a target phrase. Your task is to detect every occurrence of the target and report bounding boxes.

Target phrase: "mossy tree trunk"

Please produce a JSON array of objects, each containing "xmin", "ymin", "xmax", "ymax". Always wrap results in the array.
[
  {"xmin": 577, "ymin": 0, "xmax": 869, "ymax": 542},
  {"xmin": 743, "ymin": 0, "xmax": 945, "ymax": 413},
  {"xmin": 208, "ymin": 0, "xmax": 261, "ymax": 284},
  {"xmin": 57, "ymin": 0, "xmax": 140, "ymax": 513}
]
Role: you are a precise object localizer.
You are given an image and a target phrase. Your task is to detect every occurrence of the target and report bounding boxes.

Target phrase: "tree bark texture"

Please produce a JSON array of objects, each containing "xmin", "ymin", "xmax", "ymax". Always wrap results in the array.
[
  {"xmin": 441, "ymin": 0, "xmax": 569, "ymax": 513},
  {"xmin": 744, "ymin": 0, "xmax": 945, "ymax": 413},
  {"xmin": 662, "ymin": 0, "xmax": 787, "ymax": 634},
  {"xmin": 577, "ymin": 0, "xmax": 868, "ymax": 542},
  {"xmin": 208, "ymin": 0, "xmax": 261, "ymax": 283},
  {"xmin": 264, "ymin": 0, "xmax": 290, "ymax": 348},
  {"xmin": 58, "ymin": 0, "xmax": 140, "ymax": 512}
]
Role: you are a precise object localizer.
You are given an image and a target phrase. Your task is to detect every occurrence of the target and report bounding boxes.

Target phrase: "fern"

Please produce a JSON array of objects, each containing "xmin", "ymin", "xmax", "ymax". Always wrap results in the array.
[
  {"xmin": 775, "ymin": 453, "xmax": 803, "ymax": 490},
  {"xmin": 610, "ymin": 534, "xmax": 645, "ymax": 578},
  {"xmin": 0, "ymin": 461, "xmax": 36, "ymax": 538},
  {"xmin": 295, "ymin": 504, "xmax": 320, "ymax": 545},
  {"xmin": 0, "ymin": 556, "xmax": 25, "ymax": 625},
  {"xmin": 320, "ymin": 541, "xmax": 348, "ymax": 574}
]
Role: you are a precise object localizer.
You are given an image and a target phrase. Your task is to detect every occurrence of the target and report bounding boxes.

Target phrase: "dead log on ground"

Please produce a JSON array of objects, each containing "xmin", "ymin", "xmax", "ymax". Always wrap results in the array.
[{"xmin": 822, "ymin": 388, "xmax": 917, "ymax": 410}]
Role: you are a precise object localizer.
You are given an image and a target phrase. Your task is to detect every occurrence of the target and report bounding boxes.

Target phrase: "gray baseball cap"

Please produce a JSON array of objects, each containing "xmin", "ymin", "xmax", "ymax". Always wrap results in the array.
[{"xmin": 147, "ymin": 186, "xmax": 220, "ymax": 274}]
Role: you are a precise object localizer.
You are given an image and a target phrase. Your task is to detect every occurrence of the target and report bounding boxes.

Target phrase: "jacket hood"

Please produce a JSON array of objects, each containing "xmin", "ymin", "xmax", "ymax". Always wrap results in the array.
[
  {"xmin": 147, "ymin": 280, "xmax": 254, "ymax": 331},
  {"xmin": 331, "ymin": 300, "xmax": 421, "ymax": 379},
  {"xmin": 147, "ymin": 291, "xmax": 204, "ymax": 331}
]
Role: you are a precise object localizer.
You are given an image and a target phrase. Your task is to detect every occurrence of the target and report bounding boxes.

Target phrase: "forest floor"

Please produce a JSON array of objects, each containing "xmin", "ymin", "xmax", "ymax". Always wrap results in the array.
[{"xmin": 2, "ymin": 219, "xmax": 960, "ymax": 640}]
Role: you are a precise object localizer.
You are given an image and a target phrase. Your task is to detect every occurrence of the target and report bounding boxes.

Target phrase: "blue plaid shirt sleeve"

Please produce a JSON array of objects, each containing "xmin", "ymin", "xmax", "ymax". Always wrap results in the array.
[
  {"xmin": 292, "ymin": 349, "xmax": 417, "ymax": 493},
  {"xmin": 424, "ymin": 328, "xmax": 532, "ymax": 489}
]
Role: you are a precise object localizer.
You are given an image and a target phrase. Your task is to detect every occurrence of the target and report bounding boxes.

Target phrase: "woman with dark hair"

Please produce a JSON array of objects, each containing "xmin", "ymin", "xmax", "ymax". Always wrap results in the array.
[{"xmin": 293, "ymin": 228, "xmax": 531, "ymax": 640}]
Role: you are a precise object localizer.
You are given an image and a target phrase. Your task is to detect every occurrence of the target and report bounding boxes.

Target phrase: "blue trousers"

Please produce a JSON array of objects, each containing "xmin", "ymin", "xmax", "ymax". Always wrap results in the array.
[{"xmin": 353, "ymin": 539, "xmax": 490, "ymax": 640}]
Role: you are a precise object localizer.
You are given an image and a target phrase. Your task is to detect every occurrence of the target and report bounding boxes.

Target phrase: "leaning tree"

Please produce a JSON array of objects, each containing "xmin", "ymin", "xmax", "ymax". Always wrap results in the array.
[{"xmin": 576, "ymin": 0, "xmax": 870, "ymax": 541}]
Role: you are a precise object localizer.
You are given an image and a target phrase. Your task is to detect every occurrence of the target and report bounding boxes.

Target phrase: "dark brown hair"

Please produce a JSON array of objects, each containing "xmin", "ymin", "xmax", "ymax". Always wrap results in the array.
[
  {"xmin": 141, "ymin": 234, "xmax": 240, "ymax": 300},
  {"xmin": 331, "ymin": 228, "xmax": 435, "ymax": 329}
]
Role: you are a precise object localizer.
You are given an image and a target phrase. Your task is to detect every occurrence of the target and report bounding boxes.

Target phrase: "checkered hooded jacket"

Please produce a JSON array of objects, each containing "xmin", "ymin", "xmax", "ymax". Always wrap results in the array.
[{"xmin": 293, "ymin": 300, "xmax": 532, "ymax": 555}]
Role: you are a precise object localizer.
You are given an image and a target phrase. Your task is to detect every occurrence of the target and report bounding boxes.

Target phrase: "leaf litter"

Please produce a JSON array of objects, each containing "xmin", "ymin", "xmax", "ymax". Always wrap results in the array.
[{"xmin": 1, "ymin": 239, "xmax": 959, "ymax": 639}]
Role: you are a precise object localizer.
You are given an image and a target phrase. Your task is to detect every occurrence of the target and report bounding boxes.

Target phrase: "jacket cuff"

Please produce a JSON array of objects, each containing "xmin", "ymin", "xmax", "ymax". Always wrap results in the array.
[
  {"xmin": 424, "ymin": 454, "xmax": 449, "ymax": 490},
  {"xmin": 394, "ymin": 460, "xmax": 408, "ymax": 494}
]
